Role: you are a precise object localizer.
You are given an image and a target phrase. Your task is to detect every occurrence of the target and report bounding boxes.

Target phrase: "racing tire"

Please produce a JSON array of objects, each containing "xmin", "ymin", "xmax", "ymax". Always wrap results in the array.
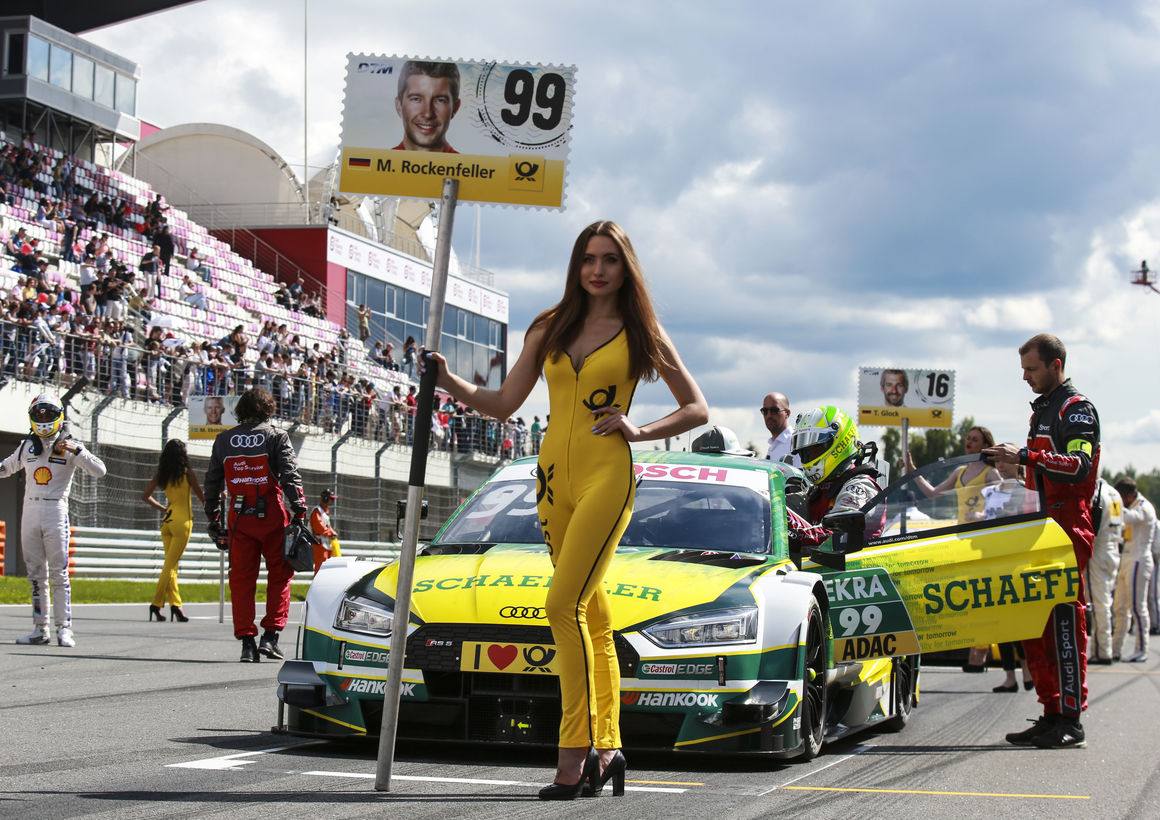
[
  {"xmin": 796, "ymin": 596, "xmax": 827, "ymax": 760},
  {"xmin": 883, "ymin": 654, "xmax": 917, "ymax": 732}
]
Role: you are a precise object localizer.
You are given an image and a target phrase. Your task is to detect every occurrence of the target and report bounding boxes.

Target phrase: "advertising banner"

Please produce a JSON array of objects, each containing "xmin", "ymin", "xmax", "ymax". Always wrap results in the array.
[
  {"xmin": 857, "ymin": 367, "xmax": 955, "ymax": 429},
  {"xmin": 338, "ymin": 55, "xmax": 576, "ymax": 208},
  {"xmin": 189, "ymin": 395, "xmax": 239, "ymax": 440}
]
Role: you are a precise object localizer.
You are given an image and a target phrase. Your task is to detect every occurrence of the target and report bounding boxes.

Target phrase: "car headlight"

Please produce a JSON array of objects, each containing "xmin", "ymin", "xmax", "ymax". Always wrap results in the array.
[
  {"xmin": 334, "ymin": 596, "xmax": 394, "ymax": 637},
  {"xmin": 642, "ymin": 607, "xmax": 758, "ymax": 648}
]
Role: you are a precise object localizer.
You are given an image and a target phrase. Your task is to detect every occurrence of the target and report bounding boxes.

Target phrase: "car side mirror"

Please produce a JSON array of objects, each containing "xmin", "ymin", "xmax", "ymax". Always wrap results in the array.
[
  {"xmin": 395, "ymin": 498, "xmax": 429, "ymax": 540},
  {"xmin": 823, "ymin": 509, "xmax": 866, "ymax": 554},
  {"xmin": 806, "ymin": 510, "xmax": 867, "ymax": 571}
]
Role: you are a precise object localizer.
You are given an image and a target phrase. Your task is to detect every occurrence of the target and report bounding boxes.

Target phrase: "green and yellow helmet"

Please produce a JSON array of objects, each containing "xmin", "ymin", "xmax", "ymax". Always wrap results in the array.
[{"xmin": 791, "ymin": 406, "xmax": 860, "ymax": 484}]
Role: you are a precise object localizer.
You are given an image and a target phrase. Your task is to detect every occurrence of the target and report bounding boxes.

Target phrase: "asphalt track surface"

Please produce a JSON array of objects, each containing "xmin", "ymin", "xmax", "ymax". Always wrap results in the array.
[{"xmin": 3, "ymin": 601, "xmax": 1159, "ymax": 819}]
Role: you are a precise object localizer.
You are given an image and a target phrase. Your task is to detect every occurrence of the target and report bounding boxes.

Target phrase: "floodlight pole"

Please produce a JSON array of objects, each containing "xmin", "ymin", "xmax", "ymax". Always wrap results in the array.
[{"xmin": 375, "ymin": 177, "xmax": 458, "ymax": 791}]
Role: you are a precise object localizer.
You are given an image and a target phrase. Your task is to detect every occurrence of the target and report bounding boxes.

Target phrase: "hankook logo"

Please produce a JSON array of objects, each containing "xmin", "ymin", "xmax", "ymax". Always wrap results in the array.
[
  {"xmin": 499, "ymin": 606, "xmax": 547, "ymax": 620},
  {"xmin": 230, "ymin": 434, "xmax": 266, "ymax": 448}
]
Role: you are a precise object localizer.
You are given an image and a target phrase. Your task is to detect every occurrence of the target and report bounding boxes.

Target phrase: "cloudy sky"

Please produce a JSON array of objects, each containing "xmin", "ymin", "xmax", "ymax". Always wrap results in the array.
[{"xmin": 87, "ymin": 0, "xmax": 1160, "ymax": 473}]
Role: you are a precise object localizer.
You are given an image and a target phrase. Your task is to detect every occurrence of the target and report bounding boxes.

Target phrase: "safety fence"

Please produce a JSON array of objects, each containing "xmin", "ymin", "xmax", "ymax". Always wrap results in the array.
[
  {"xmin": 1, "ymin": 315, "xmax": 535, "ymax": 456},
  {"xmin": 67, "ymin": 526, "xmax": 400, "ymax": 582}
]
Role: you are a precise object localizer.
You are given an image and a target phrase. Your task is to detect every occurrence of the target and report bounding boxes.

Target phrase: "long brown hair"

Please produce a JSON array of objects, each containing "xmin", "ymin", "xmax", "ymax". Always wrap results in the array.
[
  {"xmin": 155, "ymin": 439, "xmax": 189, "ymax": 490},
  {"xmin": 530, "ymin": 221, "xmax": 669, "ymax": 382}
]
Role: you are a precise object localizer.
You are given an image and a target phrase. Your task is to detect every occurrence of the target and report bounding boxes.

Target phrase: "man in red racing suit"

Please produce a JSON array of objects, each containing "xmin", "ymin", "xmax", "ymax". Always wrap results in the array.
[
  {"xmin": 204, "ymin": 387, "xmax": 307, "ymax": 663},
  {"xmin": 985, "ymin": 333, "xmax": 1099, "ymax": 749}
]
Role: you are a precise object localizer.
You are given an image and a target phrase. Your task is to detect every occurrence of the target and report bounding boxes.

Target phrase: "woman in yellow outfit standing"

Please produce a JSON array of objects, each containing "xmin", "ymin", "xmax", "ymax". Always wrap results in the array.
[
  {"xmin": 423, "ymin": 221, "xmax": 708, "ymax": 800},
  {"xmin": 141, "ymin": 439, "xmax": 205, "ymax": 622}
]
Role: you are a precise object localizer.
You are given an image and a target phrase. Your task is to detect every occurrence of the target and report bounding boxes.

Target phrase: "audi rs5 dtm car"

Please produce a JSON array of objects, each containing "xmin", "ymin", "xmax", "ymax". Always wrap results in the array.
[{"xmin": 276, "ymin": 450, "xmax": 1077, "ymax": 760}]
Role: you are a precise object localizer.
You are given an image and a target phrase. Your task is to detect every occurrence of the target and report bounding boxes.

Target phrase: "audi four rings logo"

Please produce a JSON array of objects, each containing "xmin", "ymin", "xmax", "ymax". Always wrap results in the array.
[
  {"xmin": 230, "ymin": 433, "xmax": 266, "ymax": 448},
  {"xmin": 1069, "ymin": 414, "xmax": 1094, "ymax": 424},
  {"xmin": 499, "ymin": 606, "xmax": 547, "ymax": 619}
]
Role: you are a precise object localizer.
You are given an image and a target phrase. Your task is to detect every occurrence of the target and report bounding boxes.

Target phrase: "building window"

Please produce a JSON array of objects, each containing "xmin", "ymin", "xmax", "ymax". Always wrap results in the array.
[
  {"xmin": 5, "ymin": 33, "xmax": 25, "ymax": 77},
  {"xmin": 27, "ymin": 35, "xmax": 49, "ymax": 82},
  {"xmin": 94, "ymin": 63, "xmax": 114, "ymax": 108},
  {"xmin": 73, "ymin": 54, "xmax": 94, "ymax": 100},
  {"xmin": 115, "ymin": 72, "xmax": 136, "ymax": 116},
  {"xmin": 49, "ymin": 43, "xmax": 72, "ymax": 90}
]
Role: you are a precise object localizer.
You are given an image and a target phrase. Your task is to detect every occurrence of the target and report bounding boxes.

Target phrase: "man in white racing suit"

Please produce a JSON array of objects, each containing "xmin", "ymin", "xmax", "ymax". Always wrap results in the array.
[
  {"xmin": 1111, "ymin": 477, "xmax": 1156, "ymax": 662},
  {"xmin": 1086, "ymin": 478, "xmax": 1123, "ymax": 664},
  {"xmin": 0, "ymin": 392, "xmax": 106, "ymax": 647}
]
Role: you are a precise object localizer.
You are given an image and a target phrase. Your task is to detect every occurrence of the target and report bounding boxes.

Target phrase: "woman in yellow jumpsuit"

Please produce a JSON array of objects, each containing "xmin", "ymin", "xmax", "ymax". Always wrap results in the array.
[
  {"xmin": 905, "ymin": 425, "xmax": 1001, "ymax": 670},
  {"xmin": 141, "ymin": 439, "xmax": 205, "ymax": 622},
  {"xmin": 424, "ymin": 221, "xmax": 708, "ymax": 800}
]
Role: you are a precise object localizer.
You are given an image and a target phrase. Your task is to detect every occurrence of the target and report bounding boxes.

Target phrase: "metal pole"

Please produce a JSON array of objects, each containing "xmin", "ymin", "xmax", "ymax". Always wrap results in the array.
[
  {"xmin": 375, "ymin": 439, "xmax": 392, "ymax": 540},
  {"xmin": 303, "ymin": 0, "xmax": 309, "ymax": 200},
  {"xmin": 375, "ymin": 178, "xmax": 458, "ymax": 791},
  {"xmin": 900, "ymin": 417, "xmax": 910, "ymax": 470},
  {"xmin": 160, "ymin": 405, "xmax": 183, "ymax": 449},
  {"xmin": 219, "ymin": 551, "xmax": 225, "ymax": 624}
]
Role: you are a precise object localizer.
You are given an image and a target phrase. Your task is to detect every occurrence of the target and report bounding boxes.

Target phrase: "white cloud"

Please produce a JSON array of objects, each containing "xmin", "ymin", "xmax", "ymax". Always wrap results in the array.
[{"xmin": 80, "ymin": 0, "xmax": 1160, "ymax": 476}]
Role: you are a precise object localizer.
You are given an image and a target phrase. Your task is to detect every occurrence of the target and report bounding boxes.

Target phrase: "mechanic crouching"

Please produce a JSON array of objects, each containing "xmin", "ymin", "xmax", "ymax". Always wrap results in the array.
[{"xmin": 204, "ymin": 387, "xmax": 309, "ymax": 663}]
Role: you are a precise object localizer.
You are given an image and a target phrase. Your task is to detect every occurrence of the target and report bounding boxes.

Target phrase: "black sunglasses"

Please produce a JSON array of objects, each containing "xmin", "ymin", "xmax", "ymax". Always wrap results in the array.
[{"xmin": 760, "ymin": 407, "xmax": 788, "ymax": 416}]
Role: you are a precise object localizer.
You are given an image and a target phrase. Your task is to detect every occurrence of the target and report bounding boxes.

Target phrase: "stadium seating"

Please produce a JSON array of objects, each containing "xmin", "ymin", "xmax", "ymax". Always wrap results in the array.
[{"xmin": 2, "ymin": 138, "xmax": 409, "ymax": 391}]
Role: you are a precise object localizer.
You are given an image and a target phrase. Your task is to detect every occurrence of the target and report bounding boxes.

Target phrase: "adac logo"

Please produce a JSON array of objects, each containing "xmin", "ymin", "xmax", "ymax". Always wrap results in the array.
[{"xmin": 33, "ymin": 466, "xmax": 52, "ymax": 485}]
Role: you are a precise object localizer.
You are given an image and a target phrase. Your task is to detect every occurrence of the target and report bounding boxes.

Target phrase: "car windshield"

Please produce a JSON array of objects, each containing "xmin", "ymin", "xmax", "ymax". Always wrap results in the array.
[
  {"xmin": 434, "ymin": 477, "xmax": 771, "ymax": 554},
  {"xmin": 861, "ymin": 454, "xmax": 1042, "ymax": 543}
]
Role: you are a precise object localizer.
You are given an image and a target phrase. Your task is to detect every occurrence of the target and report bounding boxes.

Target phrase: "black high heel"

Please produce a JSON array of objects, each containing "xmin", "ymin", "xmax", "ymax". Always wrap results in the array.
[
  {"xmin": 170, "ymin": 606, "xmax": 189, "ymax": 623},
  {"xmin": 148, "ymin": 605, "xmax": 165, "ymax": 622},
  {"xmin": 583, "ymin": 749, "xmax": 627, "ymax": 797},
  {"xmin": 538, "ymin": 748, "xmax": 598, "ymax": 801}
]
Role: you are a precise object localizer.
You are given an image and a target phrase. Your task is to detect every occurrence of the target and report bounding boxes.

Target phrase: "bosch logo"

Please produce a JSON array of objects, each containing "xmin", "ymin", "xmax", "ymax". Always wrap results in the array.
[
  {"xmin": 230, "ymin": 434, "xmax": 266, "ymax": 448},
  {"xmin": 499, "ymin": 606, "xmax": 547, "ymax": 620},
  {"xmin": 1068, "ymin": 414, "xmax": 1094, "ymax": 424}
]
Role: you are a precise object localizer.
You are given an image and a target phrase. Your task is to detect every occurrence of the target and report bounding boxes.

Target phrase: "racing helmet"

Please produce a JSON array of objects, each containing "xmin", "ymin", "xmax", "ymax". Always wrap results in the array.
[
  {"xmin": 29, "ymin": 392, "xmax": 64, "ymax": 438},
  {"xmin": 791, "ymin": 406, "xmax": 860, "ymax": 484},
  {"xmin": 691, "ymin": 425, "xmax": 752, "ymax": 456}
]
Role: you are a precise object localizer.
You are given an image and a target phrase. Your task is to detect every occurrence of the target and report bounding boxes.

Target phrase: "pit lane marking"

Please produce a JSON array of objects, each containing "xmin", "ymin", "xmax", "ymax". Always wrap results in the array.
[
  {"xmin": 760, "ymin": 744, "xmax": 872, "ymax": 795},
  {"xmin": 778, "ymin": 786, "xmax": 1090, "ymax": 800},
  {"xmin": 304, "ymin": 770, "xmax": 687, "ymax": 793},
  {"xmin": 168, "ymin": 743, "xmax": 321, "ymax": 771}
]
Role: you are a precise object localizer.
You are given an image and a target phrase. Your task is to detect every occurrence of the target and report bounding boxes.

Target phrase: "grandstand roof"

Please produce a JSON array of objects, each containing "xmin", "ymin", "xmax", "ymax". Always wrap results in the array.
[
  {"xmin": 4, "ymin": 1, "xmax": 202, "ymax": 34},
  {"xmin": 131, "ymin": 123, "xmax": 307, "ymax": 228}
]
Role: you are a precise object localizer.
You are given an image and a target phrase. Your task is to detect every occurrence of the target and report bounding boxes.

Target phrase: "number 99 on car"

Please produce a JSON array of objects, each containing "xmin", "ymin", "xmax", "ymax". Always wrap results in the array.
[{"xmin": 838, "ymin": 604, "xmax": 884, "ymax": 637}]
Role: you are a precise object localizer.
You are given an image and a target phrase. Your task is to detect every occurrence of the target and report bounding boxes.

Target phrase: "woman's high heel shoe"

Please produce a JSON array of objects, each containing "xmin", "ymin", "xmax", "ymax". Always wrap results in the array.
[
  {"xmin": 538, "ymin": 748, "xmax": 598, "ymax": 801},
  {"xmin": 170, "ymin": 606, "xmax": 189, "ymax": 623},
  {"xmin": 583, "ymin": 749, "xmax": 627, "ymax": 797},
  {"xmin": 148, "ymin": 605, "xmax": 166, "ymax": 622}
]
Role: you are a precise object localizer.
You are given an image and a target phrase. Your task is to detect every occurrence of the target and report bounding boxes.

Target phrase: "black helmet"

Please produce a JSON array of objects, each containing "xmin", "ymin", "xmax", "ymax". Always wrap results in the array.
[
  {"xmin": 691, "ymin": 425, "xmax": 752, "ymax": 456},
  {"xmin": 321, "ymin": 488, "xmax": 337, "ymax": 503}
]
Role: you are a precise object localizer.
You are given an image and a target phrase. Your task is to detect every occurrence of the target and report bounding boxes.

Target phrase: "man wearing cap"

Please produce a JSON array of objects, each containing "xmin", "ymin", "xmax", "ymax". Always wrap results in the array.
[{"xmin": 310, "ymin": 489, "xmax": 343, "ymax": 573}]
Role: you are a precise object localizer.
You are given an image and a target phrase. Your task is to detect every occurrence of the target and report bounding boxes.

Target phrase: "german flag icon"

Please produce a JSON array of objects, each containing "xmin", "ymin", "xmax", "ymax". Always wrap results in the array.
[{"xmin": 348, "ymin": 157, "xmax": 371, "ymax": 168}]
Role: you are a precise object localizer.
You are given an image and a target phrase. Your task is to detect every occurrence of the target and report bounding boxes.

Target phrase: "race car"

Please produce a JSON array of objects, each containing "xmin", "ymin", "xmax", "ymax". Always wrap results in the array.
[{"xmin": 275, "ymin": 449, "xmax": 1077, "ymax": 760}]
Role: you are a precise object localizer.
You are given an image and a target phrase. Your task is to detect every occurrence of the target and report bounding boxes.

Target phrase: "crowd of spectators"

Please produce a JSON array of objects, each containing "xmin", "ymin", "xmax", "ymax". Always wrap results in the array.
[{"xmin": 1, "ymin": 134, "xmax": 531, "ymax": 460}]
